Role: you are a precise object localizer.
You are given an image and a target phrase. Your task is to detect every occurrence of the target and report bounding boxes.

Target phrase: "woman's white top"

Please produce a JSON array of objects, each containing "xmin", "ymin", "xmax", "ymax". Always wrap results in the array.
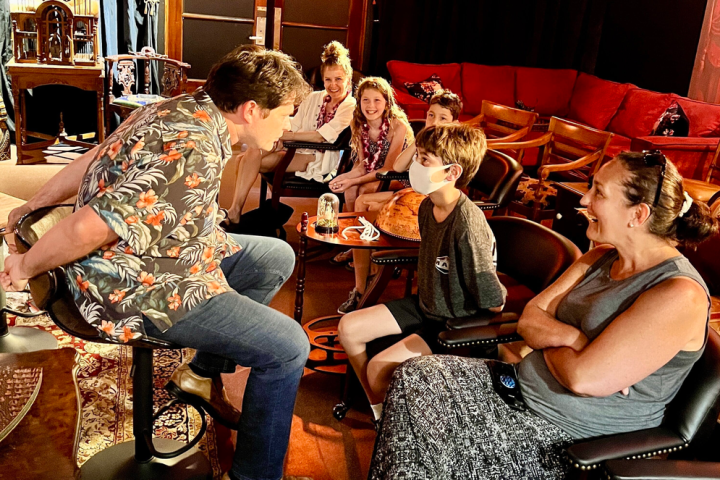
[{"xmin": 291, "ymin": 90, "xmax": 356, "ymax": 182}]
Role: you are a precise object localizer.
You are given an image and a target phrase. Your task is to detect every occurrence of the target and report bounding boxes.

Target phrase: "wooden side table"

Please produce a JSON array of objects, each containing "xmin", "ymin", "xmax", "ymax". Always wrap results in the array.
[
  {"xmin": 7, "ymin": 59, "xmax": 105, "ymax": 164},
  {"xmin": 0, "ymin": 348, "xmax": 80, "ymax": 479},
  {"xmin": 295, "ymin": 212, "xmax": 419, "ymax": 374}
]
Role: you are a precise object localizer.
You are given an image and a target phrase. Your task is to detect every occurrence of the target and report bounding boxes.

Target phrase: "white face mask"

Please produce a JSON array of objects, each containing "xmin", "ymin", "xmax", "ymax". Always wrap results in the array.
[{"xmin": 409, "ymin": 160, "xmax": 462, "ymax": 195}]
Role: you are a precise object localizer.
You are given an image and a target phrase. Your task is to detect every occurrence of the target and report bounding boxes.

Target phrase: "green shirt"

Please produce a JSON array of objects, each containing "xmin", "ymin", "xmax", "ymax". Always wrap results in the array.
[{"xmin": 67, "ymin": 89, "xmax": 240, "ymax": 343}]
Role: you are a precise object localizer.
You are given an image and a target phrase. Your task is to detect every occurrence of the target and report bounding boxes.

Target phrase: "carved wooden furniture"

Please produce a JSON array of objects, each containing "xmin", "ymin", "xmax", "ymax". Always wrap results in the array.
[
  {"xmin": 503, "ymin": 116, "xmax": 613, "ymax": 222},
  {"xmin": 465, "ymin": 100, "xmax": 539, "ymax": 163},
  {"xmin": 105, "ymin": 47, "xmax": 190, "ymax": 133},
  {"xmin": 8, "ymin": 58, "xmax": 105, "ymax": 164},
  {"xmin": 295, "ymin": 211, "xmax": 419, "ymax": 375},
  {"xmin": 0, "ymin": 99, "xmax": 10, "ymax": 162},
  {"xmin": 706, "ymin": 137, "xmax": 720, "ymax": 186},
  {"xmin": 11, "ymin": 0, "xmax": 99, "ymax": 66},
  {"xmin": 0, "ymin": 348, "xmax": 80, "ymax": 479}
]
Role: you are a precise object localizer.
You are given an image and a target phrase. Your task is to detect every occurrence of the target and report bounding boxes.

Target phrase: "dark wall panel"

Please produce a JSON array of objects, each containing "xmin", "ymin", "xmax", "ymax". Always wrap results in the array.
[
  {"xmin": 281, "ymin": 26, "xmax": 346, "ymax": 72},
  {"xmin": 182, "ymin": 19, "xmax": 254, "ymax": 80},
  {"xmin": 184, "ymin": 0, "xmax": 254, "ymax": 19},
  {"xmin": 283, "ymin": 0, "xmax": 350, "ymax": 27}
]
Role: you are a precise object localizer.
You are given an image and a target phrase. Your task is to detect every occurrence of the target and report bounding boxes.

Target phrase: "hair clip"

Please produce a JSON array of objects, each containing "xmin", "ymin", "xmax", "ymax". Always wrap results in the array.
[{"xmin": 679, "ymin": 191, "xmax": 693, "ymax": 217}]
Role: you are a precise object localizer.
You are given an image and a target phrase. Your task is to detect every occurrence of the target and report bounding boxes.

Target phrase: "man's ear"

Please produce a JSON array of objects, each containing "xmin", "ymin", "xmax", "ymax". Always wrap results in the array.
[{"xmin": 235, "ymin": 100, "xmax": 260, "ymax": 125}]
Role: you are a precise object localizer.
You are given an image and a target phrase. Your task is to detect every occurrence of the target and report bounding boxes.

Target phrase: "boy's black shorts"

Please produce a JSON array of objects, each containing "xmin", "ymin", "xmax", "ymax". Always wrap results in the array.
[{"xmin": 366, "ymin": 295, "xmax": 445, "ymax": 357}]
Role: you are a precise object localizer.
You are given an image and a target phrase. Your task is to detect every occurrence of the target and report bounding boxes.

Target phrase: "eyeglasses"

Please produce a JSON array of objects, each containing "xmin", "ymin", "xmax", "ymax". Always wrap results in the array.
[{"xmin": 643, "ymin": 150, "xmax": 667, "ymax": 209}]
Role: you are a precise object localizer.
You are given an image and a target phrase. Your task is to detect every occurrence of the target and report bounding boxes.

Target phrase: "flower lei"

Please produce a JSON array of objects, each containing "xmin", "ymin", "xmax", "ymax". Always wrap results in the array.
[
  {"xmin": 316, "ymin": 93, "xmax": 346, "ymax": 130},
  {"xmin": 361, "ymin": 117, "xmax": 390, "ymax": 173}
]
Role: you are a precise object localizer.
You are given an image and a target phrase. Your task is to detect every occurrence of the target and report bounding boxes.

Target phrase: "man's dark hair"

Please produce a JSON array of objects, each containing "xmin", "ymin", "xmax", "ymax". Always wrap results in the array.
[{"xmin": 204, "ymin": 45, "xmax": 310, "ymax": 113}]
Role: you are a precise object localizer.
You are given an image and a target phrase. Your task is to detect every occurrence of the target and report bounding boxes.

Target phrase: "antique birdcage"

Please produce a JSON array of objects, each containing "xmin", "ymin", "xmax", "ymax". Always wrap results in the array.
[{"xmin": 10, "ymin": 0, "xmax": 99, "ymax": 66}]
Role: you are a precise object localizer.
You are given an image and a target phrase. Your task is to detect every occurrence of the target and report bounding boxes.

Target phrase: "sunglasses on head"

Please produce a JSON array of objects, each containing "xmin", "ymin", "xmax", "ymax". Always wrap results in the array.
[
  {"xmin": 586, "ymin": 150, "xmax": 667, "ymax": 209},
  {"xmin": 642, "ymin": 150, "xmax": 667, "ymax": 209}
]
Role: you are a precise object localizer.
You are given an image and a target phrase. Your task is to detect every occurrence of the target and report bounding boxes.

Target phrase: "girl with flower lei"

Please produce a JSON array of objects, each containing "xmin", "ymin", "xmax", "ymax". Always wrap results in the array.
[{"xmin": 329, "ymin": 77, "xmax": 414, "ymax": 211}]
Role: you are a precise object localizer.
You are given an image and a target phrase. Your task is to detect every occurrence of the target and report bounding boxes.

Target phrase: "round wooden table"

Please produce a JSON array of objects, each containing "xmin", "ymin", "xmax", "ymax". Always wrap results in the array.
[{"xmin": 295, "ymin": 212, "xmax": 419, "ymax": 374}]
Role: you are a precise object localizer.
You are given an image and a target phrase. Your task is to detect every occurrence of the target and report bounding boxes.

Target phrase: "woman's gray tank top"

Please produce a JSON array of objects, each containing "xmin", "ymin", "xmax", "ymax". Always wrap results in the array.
[{"xmin": 518, "ymin": 249, "xmax": 710, "ymax": 439}]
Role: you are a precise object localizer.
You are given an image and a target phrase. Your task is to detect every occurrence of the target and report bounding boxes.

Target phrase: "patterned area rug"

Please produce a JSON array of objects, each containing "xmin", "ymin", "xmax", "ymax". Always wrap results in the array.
[{"xmin": 5, "ymin": 292, "xmax": 223, "ymax": 477}]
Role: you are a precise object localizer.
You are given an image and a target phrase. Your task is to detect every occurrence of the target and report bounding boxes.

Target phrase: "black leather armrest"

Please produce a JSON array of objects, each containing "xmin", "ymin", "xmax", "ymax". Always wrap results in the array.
[
  {"xmin": 283, "ymin": 139, "xmax": 345, "ymax": 151},
  {"xmin": 376, "ymin": 171, "xmax": 410, "ymax": 182},
  {"xmin": 437, "ymin": 322, "xmax": 520, "ymax": 348},
  {"xmin": 474, "ymin": 201, "xmax": 501, "ymax": 210},
  {"xmin": 567, "ymin": 427, "xmax": 686, "ymax": 469},
  {"xmin": 371, "ymin": 249, "xmax": 419, "ymax": 265},
  {"xmin": 605, "ymin": 459, "xmax": 720, "ymax": 480},
  {"xmin": 446, "ymin": 312, "xmax": 519, "ymax": 329}
]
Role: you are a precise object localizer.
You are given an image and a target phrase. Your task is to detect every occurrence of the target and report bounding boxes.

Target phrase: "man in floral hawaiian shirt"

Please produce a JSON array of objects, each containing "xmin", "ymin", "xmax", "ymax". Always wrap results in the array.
[{"xmin": 1, "ymin": 46, "xmax": 312, "ymax": 480}]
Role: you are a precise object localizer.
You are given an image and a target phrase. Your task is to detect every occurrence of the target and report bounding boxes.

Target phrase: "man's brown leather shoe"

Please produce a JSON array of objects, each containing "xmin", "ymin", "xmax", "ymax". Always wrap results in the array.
[{"xmin": 165, "ymin": 364, "xmax": 241, "ymax": 429}]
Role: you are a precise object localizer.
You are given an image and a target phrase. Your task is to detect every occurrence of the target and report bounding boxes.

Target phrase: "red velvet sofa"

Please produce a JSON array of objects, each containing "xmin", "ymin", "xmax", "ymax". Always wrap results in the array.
[{"xmin": 387, "ymin": 60, "xmax": 720, "ymax": 181}]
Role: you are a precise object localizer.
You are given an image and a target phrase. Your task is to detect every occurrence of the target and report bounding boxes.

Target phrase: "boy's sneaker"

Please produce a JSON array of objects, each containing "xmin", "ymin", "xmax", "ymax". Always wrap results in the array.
[{"xmin": 338, "ymin": 288, "xmax": 362, "ymax": 314}]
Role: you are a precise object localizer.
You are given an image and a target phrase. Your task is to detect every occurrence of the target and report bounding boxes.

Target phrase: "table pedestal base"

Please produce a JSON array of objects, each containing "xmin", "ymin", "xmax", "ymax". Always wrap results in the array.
[{"xmin": 303, "ymin": 315, "xmax": 347, "ymax": 375}]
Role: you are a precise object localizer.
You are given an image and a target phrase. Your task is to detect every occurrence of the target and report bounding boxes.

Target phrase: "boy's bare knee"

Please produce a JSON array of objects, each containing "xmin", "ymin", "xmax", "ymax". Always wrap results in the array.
[{"xmin": 338, "ymin": 312, "xmax": 362, "ymax": 345}]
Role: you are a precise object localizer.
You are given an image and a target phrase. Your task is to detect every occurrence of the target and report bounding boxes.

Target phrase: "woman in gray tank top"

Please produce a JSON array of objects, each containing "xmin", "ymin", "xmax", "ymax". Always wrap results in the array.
[{"xmin": 369, "ymin": 152, "xmax": 719, "ymax": 479}]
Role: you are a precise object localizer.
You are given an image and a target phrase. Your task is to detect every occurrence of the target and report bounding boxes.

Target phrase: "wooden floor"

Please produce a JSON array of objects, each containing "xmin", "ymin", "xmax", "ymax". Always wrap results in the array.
[{"xmin": 219, "ymin": 178, "xmax": 409, "ymax": 480}]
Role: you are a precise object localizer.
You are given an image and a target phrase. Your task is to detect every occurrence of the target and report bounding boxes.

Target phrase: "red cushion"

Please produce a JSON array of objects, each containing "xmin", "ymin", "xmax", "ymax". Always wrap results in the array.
[
  {"xmin": 631, "ymin": 135, "xmax": 720, "ymax": 180},
  {"xmin": 393, "ymin": 89, "xmax": 429, "ymax": 120},
  {"xmin": 607, "ymin": 89, "xmax": 675, "ymax": 139},
  {"xmin": 568, "ymin": 73, "xmax": 633, "ymax": 130},
  {"xmin": 386, "ymin": 60, "xmax": 462, "ymax": 98},
  {"xmin": 515, "ymin": 67, "xmax": 577, "ymax": 116},
  {"xmin": 604, "ymin": 134, "xmax": 632, "ymax": 159},
  {"xmin": 460, "ymin": 63, "xmax": 516, "ymax": 115},
  {"xmin": 671, "ymin": 95, "xmax": 720, "ymax": 138}
]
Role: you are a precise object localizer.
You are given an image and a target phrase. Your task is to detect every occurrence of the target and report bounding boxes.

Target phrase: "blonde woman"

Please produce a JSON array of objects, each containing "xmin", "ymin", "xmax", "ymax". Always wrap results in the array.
[{"xmin": 227, "ymin": 41, "xmax": 356, "ymax": 225}]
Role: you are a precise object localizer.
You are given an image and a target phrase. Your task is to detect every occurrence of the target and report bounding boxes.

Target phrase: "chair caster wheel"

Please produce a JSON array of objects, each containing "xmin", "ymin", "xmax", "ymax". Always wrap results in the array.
[{"xmin": 333, "ymin": 402, "xmax": 349, "ymax": 421}]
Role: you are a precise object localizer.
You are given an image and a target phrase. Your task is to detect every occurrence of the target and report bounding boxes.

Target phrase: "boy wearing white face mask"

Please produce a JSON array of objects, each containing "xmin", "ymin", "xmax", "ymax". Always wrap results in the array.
[{"xmin": 338, "ymin": 123, "xmax": 507, "ymax": 424}]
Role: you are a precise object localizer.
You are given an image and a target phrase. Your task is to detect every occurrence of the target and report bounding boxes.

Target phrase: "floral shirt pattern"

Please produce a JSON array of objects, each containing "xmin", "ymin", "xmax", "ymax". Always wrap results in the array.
[{"xmin": 66, "ymin": 89, "xmax": 240, "ymax": 343}]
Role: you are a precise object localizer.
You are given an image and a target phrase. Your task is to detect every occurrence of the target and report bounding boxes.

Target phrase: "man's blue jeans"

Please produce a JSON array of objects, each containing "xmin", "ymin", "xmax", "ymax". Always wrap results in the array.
[{"xmin": 143, "ymin": 234, "xmax": 309, "ymax": 480}]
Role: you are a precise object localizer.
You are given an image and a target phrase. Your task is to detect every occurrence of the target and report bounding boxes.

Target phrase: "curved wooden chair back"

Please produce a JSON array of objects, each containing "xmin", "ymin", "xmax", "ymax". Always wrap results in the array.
[
  {"xmin": 537, "ymin": 116, "xmax": 614, "ymax": 183},
  {"xmin": 465, "ymin": 101, "xmax": 538, "ymax": 162}
]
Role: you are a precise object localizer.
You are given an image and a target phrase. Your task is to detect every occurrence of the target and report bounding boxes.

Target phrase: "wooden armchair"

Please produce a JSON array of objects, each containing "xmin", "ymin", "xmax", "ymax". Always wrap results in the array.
[
  {"xmin": 105, "ymin": 46, "xmax": 190, "ymax": 133},
  {"xmin": 499, "ymin": 117, "xmax": 613, "ymax": 221},
  {"xmin": 706, "ymin": 138, "xmax": 720, "ymax": 185},
  {"xmin": 465, "ymin": 100, "xmax": 539, "ymax": 163}
]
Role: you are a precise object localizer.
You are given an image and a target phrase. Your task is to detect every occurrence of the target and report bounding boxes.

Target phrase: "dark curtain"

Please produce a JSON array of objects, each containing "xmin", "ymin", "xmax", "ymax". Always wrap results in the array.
[
  {"xmin": 0, "ymin": 0, "xmax": 14, "ymax": 138},
  {"xmin": 369, "ymin": 0, "xmax": 609, "ymax": 77}
]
